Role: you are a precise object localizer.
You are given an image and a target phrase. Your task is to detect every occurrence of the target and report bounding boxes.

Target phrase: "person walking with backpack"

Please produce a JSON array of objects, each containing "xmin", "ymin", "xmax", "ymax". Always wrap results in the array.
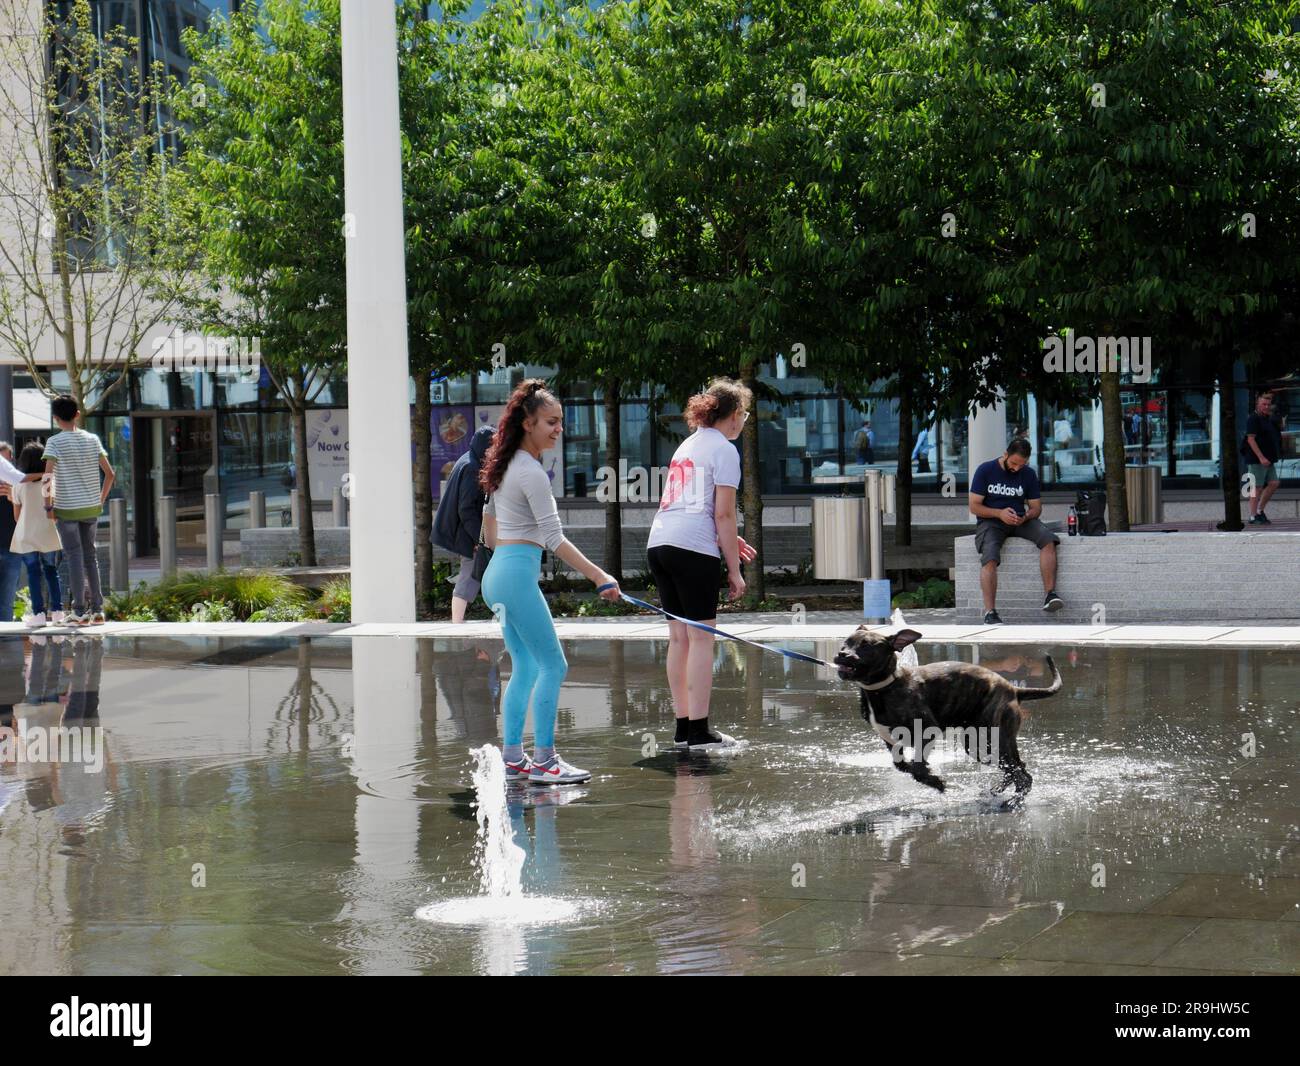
[
  {"xmin": 853, "ymin": 419, "xmax": 875, "ymax": 465},
  {"xmin": 432, "ymin": 424, "xmax": 494, "ymax": 623},
  {"xmin": 478, "ymin": 379, "xmax": 621, "ymax": 785},
  {"xmin": 42, "ymin": 395, "xmax": 115, "ymax": 626}
]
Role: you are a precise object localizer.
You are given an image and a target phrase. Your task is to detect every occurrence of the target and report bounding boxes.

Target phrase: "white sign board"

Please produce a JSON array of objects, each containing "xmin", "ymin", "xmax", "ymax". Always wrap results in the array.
[{"xmin": 306, "ymin": 409, "xmax": 349, "ymax": 499}]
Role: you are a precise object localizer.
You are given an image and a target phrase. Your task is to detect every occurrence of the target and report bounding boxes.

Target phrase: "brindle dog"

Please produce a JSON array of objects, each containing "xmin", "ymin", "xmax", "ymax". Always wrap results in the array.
[{"xmin": 833, "ymin": 627, "xmax": 1060, "ymax": 796}]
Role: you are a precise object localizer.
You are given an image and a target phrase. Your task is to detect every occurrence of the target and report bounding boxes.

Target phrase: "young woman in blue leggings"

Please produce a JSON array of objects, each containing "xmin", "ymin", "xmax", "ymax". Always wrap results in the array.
[{"xmin": 479, "ymin": 380, "xmax": 621, "ymax": 785}]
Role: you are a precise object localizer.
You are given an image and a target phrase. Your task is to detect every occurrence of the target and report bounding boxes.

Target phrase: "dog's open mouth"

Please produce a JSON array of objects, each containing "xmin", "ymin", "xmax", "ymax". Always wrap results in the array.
[{"xmin": 834, "ymin": 660, "xmax": 857, "ymax": 680}]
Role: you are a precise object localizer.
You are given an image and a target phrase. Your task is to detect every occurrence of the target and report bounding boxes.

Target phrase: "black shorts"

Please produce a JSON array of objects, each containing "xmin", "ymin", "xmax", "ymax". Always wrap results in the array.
[
  {"xmin": 646, "ymin": 544, "xmax": 724, "ymax": 621},
  {"xmin": 975, "ymin": 517, "xmax": 1059, "ymax": 566}
]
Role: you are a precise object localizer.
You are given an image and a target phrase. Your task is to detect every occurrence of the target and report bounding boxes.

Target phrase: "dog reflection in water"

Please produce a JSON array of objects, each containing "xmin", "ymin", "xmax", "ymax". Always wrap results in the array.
[{"xmin": 833, "ymin": 628, "xmax": 1060, "ymax": 797}]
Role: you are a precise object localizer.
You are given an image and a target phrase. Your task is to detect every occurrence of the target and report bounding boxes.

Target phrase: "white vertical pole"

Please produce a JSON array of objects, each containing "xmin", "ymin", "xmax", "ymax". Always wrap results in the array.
[
  {"xmin": 349, "ymin": 638, "xmax": 421, "ymax": 974},
  {"xmin": 967, "ymin": 393, "xmax": 1007, "ymax": 523},
  {"xmin": 341, "ymin": 1, "xmax": 415, "ymax": 622}
]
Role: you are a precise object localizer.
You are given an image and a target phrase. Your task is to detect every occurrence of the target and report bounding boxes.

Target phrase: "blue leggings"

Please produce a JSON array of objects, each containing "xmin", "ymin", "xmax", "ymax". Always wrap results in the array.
[{"xmin": 480, "ymin": 543, "xmax": 567, "ymax": 749}]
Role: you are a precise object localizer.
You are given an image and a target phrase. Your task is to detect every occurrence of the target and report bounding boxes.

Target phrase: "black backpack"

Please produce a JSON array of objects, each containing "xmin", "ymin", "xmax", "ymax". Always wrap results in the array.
[{"xmin": 1075, "ymin": 490, "xmax": 1107, "ymax": 536}]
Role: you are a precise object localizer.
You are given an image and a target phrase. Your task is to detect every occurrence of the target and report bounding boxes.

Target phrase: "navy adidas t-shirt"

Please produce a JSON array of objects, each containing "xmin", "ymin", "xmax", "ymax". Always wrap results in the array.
[{"xmin": 971, "ymin": 458, "xmax": 1041, "ymax": 519}]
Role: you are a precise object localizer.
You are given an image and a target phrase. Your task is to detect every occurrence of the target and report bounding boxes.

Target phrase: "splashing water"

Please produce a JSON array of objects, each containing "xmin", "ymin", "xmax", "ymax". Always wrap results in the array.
[
  {"xmin": 470, "ymin": 745, "xmax": 527, "ymax": 899},
  {"xmin": 891, "ymin": 607, "xmax": 920, "ymax": 669},
  {"xmin": 416, "ymin": 745, "xmax": 586, "ymax": 927}
]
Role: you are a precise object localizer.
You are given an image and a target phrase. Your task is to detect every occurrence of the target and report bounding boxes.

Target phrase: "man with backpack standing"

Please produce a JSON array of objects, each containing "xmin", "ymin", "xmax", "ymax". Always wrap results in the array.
[
  {"xmin": 853, "ymin": 419, "xmax": 875, "ymax": 465},
  {"xmin": 1243, "ymin": 390, "xmax": 1282, "ymax": 525},
  {"xmin": 432, "ymin": 425, "xmax": 494, "ymax": 622}
]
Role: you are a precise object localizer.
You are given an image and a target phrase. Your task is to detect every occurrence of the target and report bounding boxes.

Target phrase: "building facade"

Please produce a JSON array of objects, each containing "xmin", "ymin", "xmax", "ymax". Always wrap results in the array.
[{"xmin": 4, "ymin": 1, "xmax": 1294, "ymax": 565}]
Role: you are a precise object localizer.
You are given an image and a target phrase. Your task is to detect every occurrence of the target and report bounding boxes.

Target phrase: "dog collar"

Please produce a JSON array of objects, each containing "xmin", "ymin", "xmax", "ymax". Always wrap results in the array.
[{"xmin": 857, "ymin": 666, "xmax": 903, "ymax": 691}]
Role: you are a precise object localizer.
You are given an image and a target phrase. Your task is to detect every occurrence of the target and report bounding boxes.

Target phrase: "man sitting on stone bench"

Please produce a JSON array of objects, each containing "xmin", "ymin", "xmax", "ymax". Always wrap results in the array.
[{"xmin": 968, "ymin": 438, "xmax": 1064, "ymax": 625}]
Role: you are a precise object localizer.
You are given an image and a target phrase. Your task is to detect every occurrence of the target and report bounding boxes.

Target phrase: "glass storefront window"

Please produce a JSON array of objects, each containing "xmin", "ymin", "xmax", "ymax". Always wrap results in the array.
[
  {"xmin": 214, "ymin": 372, "xmax": 260, "ymax": 409},
  {"xmin": 430, "ymin": 374, "xmax": 472, "ymax": 405},
  {"xmin": 653, "ymin": 399, "xmax": 688, "ymax": 471},
  {"xmin": 310, "ymin": 376, "xmax": 347, "ymax": 406},
  {"xmin": 563, "ymin": 403, "xmax": 652, "ymax": 497},
  {"xmin": 475, "ymin": 364, "xmax": 557, "ymax": 404},
  {"xmin": 1122, "ymin": 388, "xmax": 1168, "ymax": 474},
  {"xmin": 760, "ymin": 395, "xmax": 841, "ymax": 493},
  {"xmin": 78, "ymin": 414, "xmax": 131, "ymax": 524},
  {"xmin": 841, "ymin": 398, "xmax": 900, "ymax": 476},
  {"xmin": 83, "ymin": 371, "xmax": 130, "ymax": 413},
  {"xmin": 131, "ymin": 368, "xmax": 204, "ymax": 410},
  {"xmin": 1040, "ymin": 399, "xmax": 1103, "ymax": 487},
  {"xmin": 1169, "ymin": 389, "xmax": 1216, "ymax": 480},
  {"xmin": 756, "ymin": 355, "xmax": 827, "ymax": 397},
  {"xmin": 260, "ymin": 411, "xmax": 295, "ymax": 518}
]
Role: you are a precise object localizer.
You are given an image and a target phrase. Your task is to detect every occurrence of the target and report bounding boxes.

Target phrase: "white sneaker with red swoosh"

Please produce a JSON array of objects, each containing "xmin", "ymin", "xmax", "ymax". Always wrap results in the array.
[
  {"xmin": 528, "ymin": 754, "xmax": 591, "ymax": 785},
  {"xmin": 504, "ymin": 755, "xmax": 534, "ymax": 782}
]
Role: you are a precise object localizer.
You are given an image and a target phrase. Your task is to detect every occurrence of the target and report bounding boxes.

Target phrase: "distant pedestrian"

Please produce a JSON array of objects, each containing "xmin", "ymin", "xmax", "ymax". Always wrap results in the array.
[
  {"xmin": 1243, "ymin": 389, "xmax": 1281, "ymax": 525},
  {"xmin": 853, "ymin": 419, "xmax": 875, "ymax": 464},
  {"xmin": 432, "ymin": 425, "xmax": 494, "ymax": 623},
  {"xmin": 42, "ymin": 395, "xmax": 115, "ymax": 626},
  {"xmin": 912, "ymin": 426, "xmax": 931, "ymax": 473},
  {"xmin": 0, "ymin": 441, "xmax": 34, "ymax": 623},
  {"xmin": 10, "ymin": 442, "xmax": 64, "ymax": 627}
]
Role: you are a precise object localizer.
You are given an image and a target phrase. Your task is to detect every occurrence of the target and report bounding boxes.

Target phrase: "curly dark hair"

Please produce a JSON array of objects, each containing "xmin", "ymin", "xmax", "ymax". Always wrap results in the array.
[
  {"xmin": 478, "ymin": 379, "xmax": 560, "ymax": 495},
  {"xmin": 684, "ymin": 378, "xmax": 752, "ymax": 430}
]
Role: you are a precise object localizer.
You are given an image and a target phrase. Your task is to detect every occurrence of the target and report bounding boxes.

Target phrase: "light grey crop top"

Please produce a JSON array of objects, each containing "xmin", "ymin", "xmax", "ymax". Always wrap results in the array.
[{"xmin": 484, "ymin": 449, "xmax": 566, "ymax": 551}]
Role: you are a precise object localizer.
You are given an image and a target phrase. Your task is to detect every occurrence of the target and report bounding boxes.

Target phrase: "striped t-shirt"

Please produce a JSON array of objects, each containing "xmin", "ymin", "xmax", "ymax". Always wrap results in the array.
[{"xmin": 42, "ymin": 429, "xmax": 108, "ymax": 521}]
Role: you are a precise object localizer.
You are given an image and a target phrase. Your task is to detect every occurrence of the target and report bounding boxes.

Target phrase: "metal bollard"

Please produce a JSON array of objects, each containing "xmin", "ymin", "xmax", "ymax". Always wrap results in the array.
[
  {"xmin": 864, "ymin": 469, "xmax": 884, "ymax": 581},
  {"xmin": 159, "ymin": 496, "xmax": 177, "ymax": 580},
  {"xmin": 332, "ymin": 485, "xmax": 346, "ymax": 527},
  {"xmin": 248, "ymin": 490, "xmax": 266, "ymax": 529},
  {"xmin": 109, "ymin": 497, "xmax": 129, "ymax": 592},
  {"xmin": 862, "ymin": 469, "xmax": 890, "ymax": 622},
  {"xmin": 204, "ymin": 493, "xmax": 224, "ymax": 572}
]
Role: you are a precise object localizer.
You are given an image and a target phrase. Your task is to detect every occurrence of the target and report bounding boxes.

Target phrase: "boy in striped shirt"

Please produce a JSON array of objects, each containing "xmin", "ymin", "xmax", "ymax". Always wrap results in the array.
[{"xmin": 43, "ymin": 395, "xmax": 115, "ymax": 626}]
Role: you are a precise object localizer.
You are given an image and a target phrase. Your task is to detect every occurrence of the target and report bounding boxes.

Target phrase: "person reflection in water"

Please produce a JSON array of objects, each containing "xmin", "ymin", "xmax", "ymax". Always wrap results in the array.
[
  {"xmin": 6, "ymin": 635, "xmax": 112, "ymax": 832},
  {"xmin": 436, "ymin": 644, "xmax": 502, "ymax": 745}
]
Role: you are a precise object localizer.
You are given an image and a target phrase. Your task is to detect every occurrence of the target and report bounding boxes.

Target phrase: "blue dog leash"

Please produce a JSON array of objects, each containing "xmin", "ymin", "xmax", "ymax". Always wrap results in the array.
[{"xmin": 596, "ymin": 583, "xmax": 836, "ymax": 668}]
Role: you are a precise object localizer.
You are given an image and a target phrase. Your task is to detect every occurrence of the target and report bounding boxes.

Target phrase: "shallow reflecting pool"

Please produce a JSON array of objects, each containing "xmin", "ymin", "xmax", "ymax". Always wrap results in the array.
[{"xmin": 0, "ymin": 632, "xmax": 1296, "ymax": 975}]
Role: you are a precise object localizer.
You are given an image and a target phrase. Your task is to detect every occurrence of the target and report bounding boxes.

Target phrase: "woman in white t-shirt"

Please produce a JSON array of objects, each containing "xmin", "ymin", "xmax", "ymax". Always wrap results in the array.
[{"xmin": 646, "ymin": 379, "xmax": 757, "ymax": 752}]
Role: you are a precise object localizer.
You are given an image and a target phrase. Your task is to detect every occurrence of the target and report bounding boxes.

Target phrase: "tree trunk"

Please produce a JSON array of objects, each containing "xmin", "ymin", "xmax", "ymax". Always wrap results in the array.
[
  {"xmin": 602, "ymin": 378, "xmax": 623, "ymax": 582},
  {"xmin": 292, "ymin": 401, "xmax": 317, "ymax": 566},
  {"xmin": 413, "ymin": 375, "xmax": 433, "ymax": 618},
  {"xmin": 1218, "ymin": 347, "xmax": 1243, "ymax": 531},
  {"xmin": 895, "ymin": 381, "xmax": 912, "ymax": 548},
  {"xmin": 739, "ymin": 356, "xmax": 764, "ymax": 602},
  {"xmin": 1099, "ymin": 367, "xmax": 1128, "ymax": 531}
]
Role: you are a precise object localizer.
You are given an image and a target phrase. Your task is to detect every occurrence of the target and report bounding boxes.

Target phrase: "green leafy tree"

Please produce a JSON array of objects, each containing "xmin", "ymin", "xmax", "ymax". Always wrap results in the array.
[
  {"xmin": 0, "ymin": 0, "xmax": 192, "ymax": 410},
  {"xmin": 950, "ymin": 0, "xmax": 1300, "ymax": 530},
  {"xmin": 168, "ymin": 0, "xmax": 348, "ymax": 566}
]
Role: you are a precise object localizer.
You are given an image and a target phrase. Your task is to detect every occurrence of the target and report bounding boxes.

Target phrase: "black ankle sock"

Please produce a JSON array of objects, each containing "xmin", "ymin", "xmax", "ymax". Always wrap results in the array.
[
  {"xmin": 688, "ymin": 717, "xmax": 712, "ymax": 743},
  {"xmin": 674, "ymin": 717, "xmax": 690, "ymax": 742}
]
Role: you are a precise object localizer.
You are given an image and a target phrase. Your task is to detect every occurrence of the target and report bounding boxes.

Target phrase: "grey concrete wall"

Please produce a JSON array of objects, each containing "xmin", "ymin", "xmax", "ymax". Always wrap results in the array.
[{"xmin": 955, "ymin": 531, "xmax": 1300, "ymax": 622}]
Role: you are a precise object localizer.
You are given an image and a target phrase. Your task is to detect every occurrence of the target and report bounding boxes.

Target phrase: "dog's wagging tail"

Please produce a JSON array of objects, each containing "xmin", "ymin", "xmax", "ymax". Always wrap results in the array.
[{"xmin": 1013, "ymin": 656, "xmax": 1062, "ymax": 701}]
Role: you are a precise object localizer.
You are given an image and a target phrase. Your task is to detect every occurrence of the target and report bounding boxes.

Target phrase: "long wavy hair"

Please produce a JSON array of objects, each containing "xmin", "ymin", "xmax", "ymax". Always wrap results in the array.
[{"xmin": 478, "ymin": 378, "xmax": 560, "ymax": 495}]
